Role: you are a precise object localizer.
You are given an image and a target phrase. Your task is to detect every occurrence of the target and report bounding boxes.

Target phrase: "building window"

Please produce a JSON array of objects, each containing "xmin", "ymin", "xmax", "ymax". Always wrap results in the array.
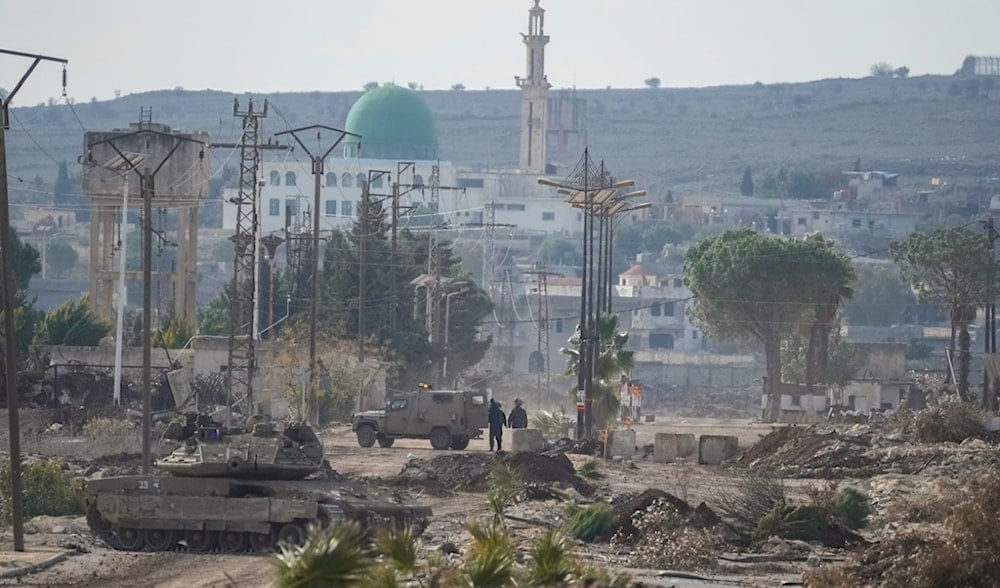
[
  {"xmin": 852, "ymin": 218, "xmax": 862, "ymax": 228},
  {"xmin": 342, "ymin": 173, "xmax": 353, "ymax": 188},
  {"xmin": 326, "ymin": 172, "xmax": 337, "ymax": 187},
  {"xmin": 341, "ymin": 201, "xmax": 353, "ymax": 217},
  {"xmin": 285, "ymin": 172, "xmax": 297, "ymax": 186},
  {"xmin": 692, "ymin": 330, "xmax": 699, "ymax": 339},
  {"xmin": 285, "ymin": 198, "xmax": 298, "ymax": 218},
  {"xmin": 325, "ymin": 200, "xmax": 337, "ymax": 216},
  {"xmin": 798, "ymin": 217, "xmax": 807, "ymax": 226},
  {"xmin": 664, "ymin": 302, "xmax": 675, "ymax": 316},
  {"xmin": 542, "ymin": 211, "xmax": 555, "ymax": 221},
  {"xmin": 458, "ymin": 178, "xmax": 484, "ymax": 188},
  {"xmin": 508, "ymin": 203, "xmax": 526, "ymax": 211},
  {"xmin": 356, "ymin": 173, "xmax": 365, "ymax": 187},
  {"xmin": 649, "ymin": 333, "xmax": 674, "ymax": 349},
  {"xmin": 651, "ymin": 303, "xmax": 661, "ymax": 317},
  {"xmin": 413, "ymin": 174, "xmax": 424, "ymax": 186},
  {"xmin": 268, "ymin": 198, "xmax": 280, "ymax": 216},
  {"xmin": 673, "ymin": 278, "xmax": 682, "ymax": 287},
  {"xmin": 269, "ymin": 171, "xmax": 280, "ymax": 185},
  {"xmin": 791, "ymin": 394, "xmax": 801, "ymax": 406},
  {"xmin": 371, "ymin": 174, "xmax": 383, "ymax": 189}
]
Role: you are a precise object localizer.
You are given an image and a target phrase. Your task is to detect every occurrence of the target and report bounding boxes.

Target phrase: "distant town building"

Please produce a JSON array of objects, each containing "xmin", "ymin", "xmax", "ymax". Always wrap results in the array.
[{"xmin": 961, "ymin": 55, "xmax": 1000, "ymax": 76}]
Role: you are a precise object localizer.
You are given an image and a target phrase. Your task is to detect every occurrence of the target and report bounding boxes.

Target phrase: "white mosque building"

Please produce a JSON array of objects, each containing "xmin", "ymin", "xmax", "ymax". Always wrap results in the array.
[{"xmin": 222, "ymin": 0, "xmax": 590, "ymax": 239}]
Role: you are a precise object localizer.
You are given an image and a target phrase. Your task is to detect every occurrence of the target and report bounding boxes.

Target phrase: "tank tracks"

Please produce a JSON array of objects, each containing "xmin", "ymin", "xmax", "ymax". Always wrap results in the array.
[{"xmin": 86, "ymin": 502, "xmax": 428, "ymax": 553}]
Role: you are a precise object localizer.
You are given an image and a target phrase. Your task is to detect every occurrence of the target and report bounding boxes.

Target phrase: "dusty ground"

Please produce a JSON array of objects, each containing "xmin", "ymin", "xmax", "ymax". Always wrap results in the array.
[{"xmin": 0, "ymin": 416, "xmax": 879, "ymax": 587}]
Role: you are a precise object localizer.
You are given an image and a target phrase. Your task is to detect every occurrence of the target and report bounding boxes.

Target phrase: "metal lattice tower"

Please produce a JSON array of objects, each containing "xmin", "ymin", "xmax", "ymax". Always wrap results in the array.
[
  {"xmin": 526, "ymin": 268, "xmax": 552, "ymax": 402},
  {"xmin": 225, "ymin": 98, "xmax": 266, "ymax": 418}
]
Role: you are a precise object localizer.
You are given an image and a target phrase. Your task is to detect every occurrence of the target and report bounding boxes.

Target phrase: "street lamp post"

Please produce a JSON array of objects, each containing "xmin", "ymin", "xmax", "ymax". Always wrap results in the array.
[{"xmin": 540, "ymin": 157, "xmax": 644, "ymax": 438}]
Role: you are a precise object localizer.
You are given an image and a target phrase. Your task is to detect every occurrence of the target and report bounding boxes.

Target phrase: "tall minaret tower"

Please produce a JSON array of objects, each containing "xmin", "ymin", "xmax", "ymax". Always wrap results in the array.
[{"xmin": 516, "ymin": 0, "xmax": 551, "ymax": 174}]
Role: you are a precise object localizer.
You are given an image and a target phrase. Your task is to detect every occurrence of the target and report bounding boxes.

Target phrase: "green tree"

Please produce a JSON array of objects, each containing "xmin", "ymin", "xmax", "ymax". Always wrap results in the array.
[
  {"xmin": 644, "ymin": 77, "xmax": 661, "ymax": 89},
  {"xmin": 320, "ymin": 197, "xmax": 491, "ymax": 386},
  {"xmin": 843, "ymin": 263, "xmax": 915, "ymax": 326},
  {"xmin": 890, "ymin": 227, "xmax": 1000, "ymax": 401},
  {"xmin": 740, "ymin": 166, "xmax": 754, "ymax": 196},
  {"xmin": 44, "ymin": 239, "xmax": 78, "ymax": 279},
  {"xmin": 803, "ymin": 235, "xmax": 855, "ymax": 389},
  {"xmin": 53, "ymin": 161, "xmax": 74, "ymax": 206},
  {"xmin": 685, "ymin": 229, "xmax": 854, "ymax": 421},
  {"xmin": 197, "ymin": 284, "xmax": 234, "ymax": 336},
  {"xmin": 34, "ymin": 295, "xmax": 111, "ymax": 346}
]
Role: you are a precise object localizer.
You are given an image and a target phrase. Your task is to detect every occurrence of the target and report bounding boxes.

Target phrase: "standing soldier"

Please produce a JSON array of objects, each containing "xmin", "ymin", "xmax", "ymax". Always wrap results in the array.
[
  {"xmin": 509, "ymin": 398, "xmax": 528, "ymax": 429},
  {"xmin": 488, "ymin": 399, "xmax": 507, "ymax": 452}
]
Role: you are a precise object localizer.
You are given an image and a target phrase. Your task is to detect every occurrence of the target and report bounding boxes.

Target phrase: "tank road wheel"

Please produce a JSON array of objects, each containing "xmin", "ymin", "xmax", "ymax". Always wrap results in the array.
[
  {"xmin": 184, "ymin": 529, "xmax": 217, "ymax": 553},
  {"xmin": 376, "ymin": 435, "xmax": 395, "ymax": 448},
  {"xmin": 116, "ymin": 527, "xmax": 145, "ymax": 551},
  {"xmin": 249, "ymin": 532, "xmax": 273, "ymax": 553},
  {"xmin": 276, "ymin": 522, "xmax": 306, "ymax": 547},
  {"xmin": 218, "ymin": 530, "xmax": 248, "ymax": 553},
  {"xmin": 356, "ymin": 425, "xmax": 377, "ymax": 448},
  {"xmin": 143, "ymin": 529, "xmax": 176, "ymax": 551},
  {"xmin": 450, "ymin": 435, "xmax": 470, "ymax": 450},
  {"xmin": 429, "ymin": 427, "xmax": 452, "ymax": 450}
]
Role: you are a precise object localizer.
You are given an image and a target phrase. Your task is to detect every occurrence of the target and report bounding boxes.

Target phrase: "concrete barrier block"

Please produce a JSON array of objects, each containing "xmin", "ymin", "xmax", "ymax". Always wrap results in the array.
[
  {"xmin": 698, "ymin": 435, "xmax": 739, "ymax": 465},
  {"xmin": 606, "ymin": 429, "xmax": 636, "ymax": 459},
  {"xmin": 653, "ymin": 433, "xmax": 696, "ymax": 463},
  {"xmin": 510, "ymin": 428, "xmax": 545, "ymax": 453}
]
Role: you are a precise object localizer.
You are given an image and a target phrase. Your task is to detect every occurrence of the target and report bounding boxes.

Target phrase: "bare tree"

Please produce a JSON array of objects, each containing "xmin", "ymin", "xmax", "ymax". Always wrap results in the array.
[{"xmin": 870, "ymin": 62, "xmax": 895, "ymax": 77}]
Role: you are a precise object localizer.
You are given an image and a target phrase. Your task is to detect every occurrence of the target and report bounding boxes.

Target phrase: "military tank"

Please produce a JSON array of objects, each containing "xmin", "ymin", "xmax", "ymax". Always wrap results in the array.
[{"xmin": 82, "ymin": 414, "xmax": 431, "ymax": 553}]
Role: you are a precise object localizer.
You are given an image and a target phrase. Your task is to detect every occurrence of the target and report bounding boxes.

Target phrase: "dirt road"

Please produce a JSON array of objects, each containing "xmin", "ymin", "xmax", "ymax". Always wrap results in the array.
[{"xmin": 1, "ymin": 418, "xmax": 794, "ymax": 587}]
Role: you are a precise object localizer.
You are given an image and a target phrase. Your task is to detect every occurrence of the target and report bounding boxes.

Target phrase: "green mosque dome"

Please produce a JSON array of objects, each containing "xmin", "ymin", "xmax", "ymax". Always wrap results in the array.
[{"xmin": 343, "ymin": 85, "xmax": 438, "ymax": 160}]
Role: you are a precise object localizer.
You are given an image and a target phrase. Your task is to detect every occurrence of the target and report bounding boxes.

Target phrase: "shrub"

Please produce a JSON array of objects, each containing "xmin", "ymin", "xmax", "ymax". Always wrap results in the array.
[
  {"xmin": 905, "ymin": 399, "xmax": 987, "ymax": 443},
  {"xmin": 82, "ymin": 417, "xmax": 139, "ymax": 455},
  {"xmin": 0, "ymin": 458, "xmax": 81, "ymax": 524},
  {"xmin": 272, "ymin": 522, "xmax": 372, "ymax": 587},
  {"xmin": 830, "ymin": 487, "xmax": 871, "ymax": 530},
  {"xmin": 563, "ymin": 502, "xmax": 617, "ymax": 542},
  {"xmin": 715, "ymin": 470, "xmax": 786, "ymax": 539},
  {"xmin": 577, "ymin": 459, "xmax": 603, "ymax": 480}
]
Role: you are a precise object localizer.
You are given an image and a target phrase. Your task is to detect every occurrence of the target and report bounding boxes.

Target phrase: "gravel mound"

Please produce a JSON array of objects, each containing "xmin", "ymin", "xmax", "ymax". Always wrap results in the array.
[{"xmin": 397, "ymin": 452, "xmax": 593, "ymax": 494}]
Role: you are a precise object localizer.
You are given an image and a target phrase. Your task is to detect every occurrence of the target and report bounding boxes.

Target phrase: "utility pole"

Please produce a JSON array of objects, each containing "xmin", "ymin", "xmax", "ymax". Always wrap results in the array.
[
  {"xmin": 390, "ymin": 162, "xmax": 418, "ymax": 333},
  {"xmin": 88, "ymin": 130, "xmax": 206, "ymax": 474},
  {"xmin": 984, "ymin": 217, "xmax": 998, "ymax": 409},
  {"xmin": 209, "ymin": 98, "xmax": 279, "ymax": 422},
  {"xmin": 526, "ymin": 267, "xmax": 556, "ymax": 409},
  {"xmin": 0, "ymin": 46, "xmax": 67, "ymax": 553},
  {"xmin": 274, "ymin": 126, "xmax": 359, "ymax": 424}
]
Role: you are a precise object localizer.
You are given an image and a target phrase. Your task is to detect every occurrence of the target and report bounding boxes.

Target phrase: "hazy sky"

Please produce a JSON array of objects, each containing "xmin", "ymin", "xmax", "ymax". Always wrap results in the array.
[{"xmin": 2, "ymin": 0, "xmax": 997, "ymax": 106}]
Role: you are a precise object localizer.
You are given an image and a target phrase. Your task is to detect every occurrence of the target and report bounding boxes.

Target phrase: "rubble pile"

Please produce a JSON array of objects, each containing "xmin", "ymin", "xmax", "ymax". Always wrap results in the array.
[
  {"xmin": 610, "ymin": 488, "xmax": 729, "ymax": 571},
  {"xmin": 734, "ymin": 426, "xmax": 877, "ymax": 478},
  {"xmin": 735, "ymin": 424, "xmax": 1000, "ymax": 479},
  {"xmin": 396, "ymin": 452, "xmax": 593, "ymax": 494}
]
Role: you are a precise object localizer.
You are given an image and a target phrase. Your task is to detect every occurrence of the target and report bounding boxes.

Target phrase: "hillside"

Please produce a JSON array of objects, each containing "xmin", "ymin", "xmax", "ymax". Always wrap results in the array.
[{"xmin": 5, "ymin": 74, "xmax": 1000, "ymax": 206}]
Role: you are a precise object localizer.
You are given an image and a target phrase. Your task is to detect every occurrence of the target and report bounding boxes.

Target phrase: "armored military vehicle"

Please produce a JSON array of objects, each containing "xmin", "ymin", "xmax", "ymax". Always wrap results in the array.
[
  {"xmin": 82, "ymin": 415, "xmax": 430, "ymax": 552},
  {"xmin": 352, "ymin": 385, "xmax": 489, "ymax": 450}
]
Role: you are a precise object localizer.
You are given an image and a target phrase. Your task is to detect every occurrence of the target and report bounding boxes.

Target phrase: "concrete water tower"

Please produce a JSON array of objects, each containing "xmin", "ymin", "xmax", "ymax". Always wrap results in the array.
[{"xmin": 81, "ymin": 116, "xmax": 209, "ymax": 325}]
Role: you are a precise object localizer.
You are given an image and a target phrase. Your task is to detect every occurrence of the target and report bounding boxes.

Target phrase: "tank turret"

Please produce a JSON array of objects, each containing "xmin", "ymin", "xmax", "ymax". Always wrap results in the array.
[{"xmin": 156, "ymin": 415, "xmax": 323, "ymax": 480}]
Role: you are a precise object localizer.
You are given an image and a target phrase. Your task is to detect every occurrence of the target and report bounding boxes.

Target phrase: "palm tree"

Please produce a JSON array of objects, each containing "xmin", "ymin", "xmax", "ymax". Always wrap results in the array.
[{"xmin": 561, "ymin": 313, "xmax": 635, "ymax": 427}]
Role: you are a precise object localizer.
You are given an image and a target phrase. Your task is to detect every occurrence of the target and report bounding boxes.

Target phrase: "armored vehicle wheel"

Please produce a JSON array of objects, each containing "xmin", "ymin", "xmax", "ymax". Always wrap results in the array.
[
  {"xmin": 376, "ymin": 435, "xmax": 395, "ymax": 448},
  {"xmin": 450, "ymin": 435, "xmax": 470, "ymax": 450},
  {"xmin": 276, "ymin": 522, "xmax": 306, "ymax": 546},
  {"xmin": 429, "ymin": 427, "xmax": 452, "ymax": 450},
  {"xmin": 143, "ymin": 529, "xmax": 175, "ymax": 551},
  {"xmin": 249, "ymin": 532, "xmax": 273, "ymax": 553},
  {"xmin": 184, "ymin": 529, "xmax": 217, "ymax": 552},
  {"xmin": 116, "ymin": 527, "xmax": 145, "ymax": 551},
  {"xmin": 219, "ymin": 530, "xmax": 248, "ymax": 553},
  {"xmin": 356, "ymin": 425, "xmax": 377, "ymax": 448}
]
